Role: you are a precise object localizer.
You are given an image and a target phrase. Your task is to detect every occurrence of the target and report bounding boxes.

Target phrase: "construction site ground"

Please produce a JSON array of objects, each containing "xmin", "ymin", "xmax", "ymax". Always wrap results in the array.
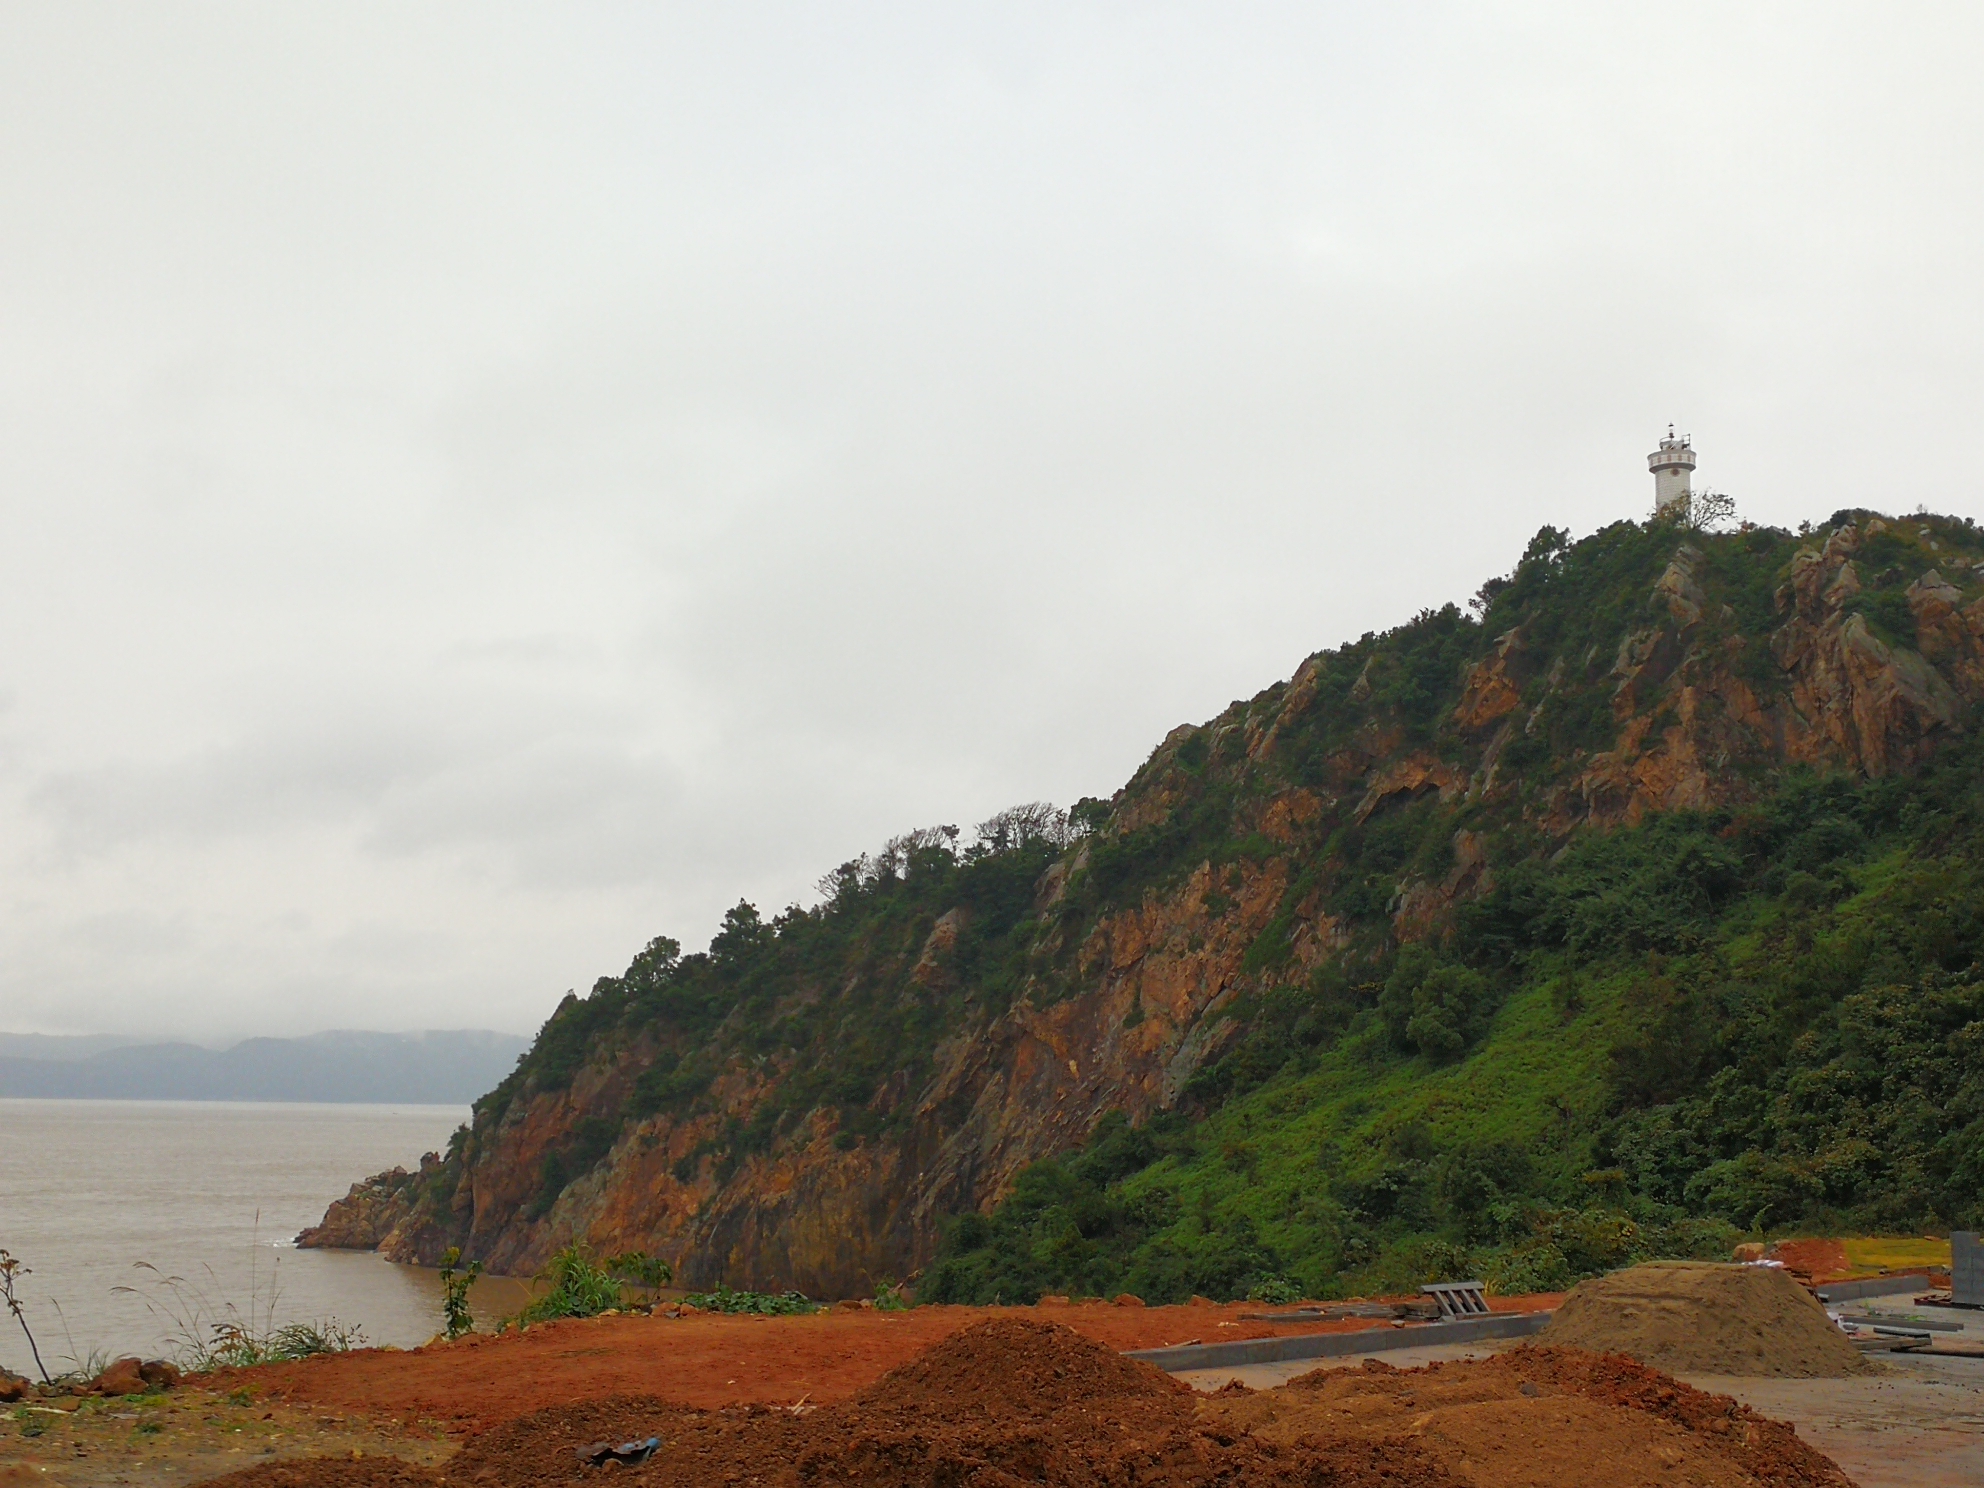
[{"xmin": 1, "ymin": 1291, "xmax": 1977, "ymax": 1488}]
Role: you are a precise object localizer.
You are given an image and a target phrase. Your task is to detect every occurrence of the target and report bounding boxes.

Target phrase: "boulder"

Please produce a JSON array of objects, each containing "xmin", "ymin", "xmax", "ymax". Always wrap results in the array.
[{"xmin": 89, "ymin": 1357, "xmax": 149, "ymax": 1396}]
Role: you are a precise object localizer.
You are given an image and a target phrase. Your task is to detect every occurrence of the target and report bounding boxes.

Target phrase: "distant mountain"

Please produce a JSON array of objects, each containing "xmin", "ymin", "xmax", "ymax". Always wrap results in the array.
[
  {"xmin": 0, "ymin": 1029, "xmax": 529, "ymax": 1103},
  {"xmin": 0, "ymin": 1032, "xmax": 144, "ymax": 1061}
]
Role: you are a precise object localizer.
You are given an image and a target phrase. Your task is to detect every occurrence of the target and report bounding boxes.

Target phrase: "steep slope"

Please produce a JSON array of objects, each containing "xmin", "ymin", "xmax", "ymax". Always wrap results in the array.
[{"xmin": 303, "ymin": 509, "xmax": 1984, "ymax": 1297}]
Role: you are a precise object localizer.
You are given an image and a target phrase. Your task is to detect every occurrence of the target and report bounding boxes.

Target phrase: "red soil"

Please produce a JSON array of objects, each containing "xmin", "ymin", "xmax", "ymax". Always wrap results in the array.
[
  {"xmin": 1765, "ymin": 1240, "xmax": 1852, "ymax": 1283},
  {"xmin": 223, "ymin": 1296, "xmax": 1558, "ymax": 1434}
]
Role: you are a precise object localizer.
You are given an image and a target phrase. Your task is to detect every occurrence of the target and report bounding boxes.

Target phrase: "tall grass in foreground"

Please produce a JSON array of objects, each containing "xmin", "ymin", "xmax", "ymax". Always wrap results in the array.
[{"xmin": 114, "ymin": 1260, "xmax": 366, "ymax": 1369}]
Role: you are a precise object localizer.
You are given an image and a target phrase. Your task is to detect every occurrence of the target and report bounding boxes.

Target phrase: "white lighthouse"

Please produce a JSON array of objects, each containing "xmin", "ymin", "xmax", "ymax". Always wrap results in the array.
[{"xmin": 1649, "ymin": 427, "xmax": 1696, "ymax": 516}]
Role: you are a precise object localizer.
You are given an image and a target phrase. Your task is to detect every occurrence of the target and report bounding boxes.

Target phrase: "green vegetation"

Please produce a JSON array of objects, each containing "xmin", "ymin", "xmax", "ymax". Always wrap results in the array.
[
  {"xmin": 109, "ymin": 1260, "xmax": 364, "ymax": 1371},
  {"xmin": 476, "ymin": 805, "xmax": 1082, "ymax": 1218},
  {"xmin": 438, "ymin": 1246, "xmax": 483, "ymax": 1340},
  {"xmin": 511, "ymin": 1246, "xmax": 673, "ymax": 1326},
  {"xmin": 923, "ymin": 725, "xmax": 1984, "ymax": 1304},
  {"xmin": 680, "ymin": 1284, "xmax": 819, "ymax": 1316}
]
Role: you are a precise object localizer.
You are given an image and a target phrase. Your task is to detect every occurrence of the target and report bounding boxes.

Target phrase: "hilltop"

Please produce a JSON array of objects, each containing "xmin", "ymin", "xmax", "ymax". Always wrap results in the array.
[{"xmin": 302, "ymin": 508, "xmax": 1984, "ymax": 1299}]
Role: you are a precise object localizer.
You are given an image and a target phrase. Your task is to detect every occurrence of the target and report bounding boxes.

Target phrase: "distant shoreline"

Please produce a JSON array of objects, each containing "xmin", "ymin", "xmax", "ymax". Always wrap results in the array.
[{"xmin": 0, "ymin": 1028, "xmax": 526, "ymax": 1104}]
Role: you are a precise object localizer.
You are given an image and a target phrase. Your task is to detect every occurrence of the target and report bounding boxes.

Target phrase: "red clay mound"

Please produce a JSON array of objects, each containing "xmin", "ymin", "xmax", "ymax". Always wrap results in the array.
[{"xmin": 853, "ymin": 1315, "xmax": 1191, "ymax": 1421}]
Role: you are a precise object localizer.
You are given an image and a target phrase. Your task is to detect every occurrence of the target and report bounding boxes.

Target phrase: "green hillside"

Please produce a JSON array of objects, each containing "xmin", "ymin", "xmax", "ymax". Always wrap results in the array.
[
  {"xmin": 923, "ymin": 746, "xmax": 1984, "ymax": 1302},
  {"xmin": 347, "ymin": 505, "xmax": 1984, "ymax": 1300},
  {"xmin": 919, "ymin": 513, "xmax": 1984, "ymax": 1303}
]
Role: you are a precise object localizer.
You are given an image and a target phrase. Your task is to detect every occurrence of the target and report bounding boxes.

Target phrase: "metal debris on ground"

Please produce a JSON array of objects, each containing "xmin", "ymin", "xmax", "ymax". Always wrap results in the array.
[{"xmin": 578, "ymin": 1436, "xmax": 661, "ymax": 1468}]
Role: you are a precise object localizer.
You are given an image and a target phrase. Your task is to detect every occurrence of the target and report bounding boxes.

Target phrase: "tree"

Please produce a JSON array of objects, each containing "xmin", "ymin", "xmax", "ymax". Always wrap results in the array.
[{"xmin": 1685, "ymin": 488, "xmax": 1738, "ymax": 531}]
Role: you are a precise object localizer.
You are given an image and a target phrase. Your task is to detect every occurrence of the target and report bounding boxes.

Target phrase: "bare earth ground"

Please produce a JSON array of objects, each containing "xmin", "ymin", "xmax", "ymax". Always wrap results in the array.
[
  {"xmin": 205, "ymin": 1296, "xmax": 1558, "ymax": 1430},
  {"xmin": 2, "ymin": 1293, "xmax": 1974, "ymax": 1488},
  {"xmin": 0, "ymin": 1390, "xmax": 452, "ymax": 1488},
  {"xmin": 0, "ymin": 1297, "xmax": 1550, "ymax": 1488}
]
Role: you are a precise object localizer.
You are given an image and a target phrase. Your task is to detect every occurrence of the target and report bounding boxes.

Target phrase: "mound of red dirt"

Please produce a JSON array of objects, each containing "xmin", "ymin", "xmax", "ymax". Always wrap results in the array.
[
  {"xmin": 194, "ymin": 1321, "xmax": 1853, "ymax": 1488},
  {"xmin": 852, "ymin": 1315, "xmax": 1189, "ymax": 1421}
]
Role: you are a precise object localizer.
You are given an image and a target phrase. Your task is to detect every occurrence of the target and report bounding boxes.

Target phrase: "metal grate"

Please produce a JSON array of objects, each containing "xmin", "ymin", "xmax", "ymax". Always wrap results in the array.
[
  {"xmin": 1955, "ymin": 1231, "xmax": 1982, "ymax": 1308},
  {"xmin": 1421, "ymin": 1281, "xmax": 1491, "ymax": 1319}
]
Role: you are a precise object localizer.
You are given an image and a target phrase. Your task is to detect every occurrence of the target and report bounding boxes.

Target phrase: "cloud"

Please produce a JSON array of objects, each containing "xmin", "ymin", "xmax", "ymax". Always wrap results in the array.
[{"xmin": 0, "ymin": 2, "xmax": 1979, "ymax": 1039}]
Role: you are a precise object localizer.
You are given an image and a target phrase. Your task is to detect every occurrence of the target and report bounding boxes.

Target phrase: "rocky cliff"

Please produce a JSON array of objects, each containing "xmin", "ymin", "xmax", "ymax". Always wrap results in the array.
[{"xmin": 302, "ymin": 509, "xmax": 1984, "ymax": 1295}]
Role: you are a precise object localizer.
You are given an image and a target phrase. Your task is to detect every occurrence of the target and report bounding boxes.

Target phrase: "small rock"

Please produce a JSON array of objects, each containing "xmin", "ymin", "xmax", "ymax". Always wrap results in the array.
[
  {"xmin": 1112, "ymin": 1294, "xmax": 1145, "ymax": 1308},
  {"xmin": 138, "ymin": 1360, "xmax": 181, "ymax": 1390},
  {"xmin": 0, "ymin": 1367, "xmax": 29, "ymax": 1403},
  {"xmin": 90, "ymin": 1358, "xmax": 148, "ymax": 1397},
  {"xmin": 1037, "ymin": 1295, "xmax": 1071, "ymax": 1307}
]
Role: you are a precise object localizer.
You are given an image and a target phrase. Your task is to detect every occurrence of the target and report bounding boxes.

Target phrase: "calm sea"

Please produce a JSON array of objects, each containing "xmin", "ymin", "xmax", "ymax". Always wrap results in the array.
[{"xmin": 0, "ymin": 1099, "xmax": 534, "ymax": 1378}]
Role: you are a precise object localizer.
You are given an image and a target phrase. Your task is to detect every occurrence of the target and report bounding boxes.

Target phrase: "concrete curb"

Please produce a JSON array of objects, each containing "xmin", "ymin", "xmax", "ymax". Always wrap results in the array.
[
  {"xmin": 1815, "ymin": 1272, "xmax": 1943, "ymax": 1304},
  {"xmin": 1125, "ymin": 1309, "xmax": 1553, "ymax": 1374}
]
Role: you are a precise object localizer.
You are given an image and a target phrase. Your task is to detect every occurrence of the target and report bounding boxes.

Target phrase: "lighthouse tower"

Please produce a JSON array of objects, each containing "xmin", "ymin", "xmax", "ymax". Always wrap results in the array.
[{"xmin": 1649, "ymin": 427, "xmax": 1696, "ymax": 516}]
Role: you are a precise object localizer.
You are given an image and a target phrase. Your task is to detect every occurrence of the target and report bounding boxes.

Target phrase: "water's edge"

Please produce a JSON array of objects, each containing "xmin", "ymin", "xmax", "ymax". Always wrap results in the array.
[{"xmin": 0, "ymin": 1098, "xmax": 521, "ymax": 1375}]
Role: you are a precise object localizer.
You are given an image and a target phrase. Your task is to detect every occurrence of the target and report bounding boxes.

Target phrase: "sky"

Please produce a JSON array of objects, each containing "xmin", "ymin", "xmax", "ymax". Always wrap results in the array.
[{"xmin": 2, "ymin": 2, "xmax": 1980, "ymax": 1042}]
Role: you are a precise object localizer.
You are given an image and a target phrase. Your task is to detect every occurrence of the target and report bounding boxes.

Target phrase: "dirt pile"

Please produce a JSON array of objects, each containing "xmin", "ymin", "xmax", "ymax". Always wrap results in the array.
[
  {"xmin": 1204, "ymin": 1349, "xmax": 1849, "ymax": 1488},
  {"xmin": 191, "ymin": 1319, "xmax": 1856, "ymax": 1488},
  {"xmin": 852, "ymin": 1315, "xmax": 1188, "ymax": 1420},
  {"xmin": 1537, "ymin": 1262, "xmax": 1873, "ymax": 1378}
]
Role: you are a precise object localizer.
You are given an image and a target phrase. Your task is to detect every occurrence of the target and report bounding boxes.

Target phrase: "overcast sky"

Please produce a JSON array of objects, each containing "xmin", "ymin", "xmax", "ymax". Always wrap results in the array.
[{"xmin": 2, "ymin": 3, "xmax": 1979, "ymax": 1042}]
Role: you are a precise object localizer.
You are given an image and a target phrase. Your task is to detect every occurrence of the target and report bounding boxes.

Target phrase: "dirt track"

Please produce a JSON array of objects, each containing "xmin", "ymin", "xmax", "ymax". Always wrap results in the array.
[{"xmin": 216, "ymin": 1296, "xmax": 1560, "ymax": 1432}]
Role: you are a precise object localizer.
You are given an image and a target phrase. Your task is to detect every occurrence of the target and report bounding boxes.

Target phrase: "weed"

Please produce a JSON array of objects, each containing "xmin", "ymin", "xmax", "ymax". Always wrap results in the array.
[
  {"xmin": 604, "ymin": 1252, "xmax": 672, "ymax": 1307},
  {"xmin": 114, "ymin": 1262, "xmax": 364, "ymax": 1370},
  {"xmin": 679, "ymin": 1283, "xmax": 817, "ymax": 1316},
  {"xmin": 135, "ymin": 1418, "xmax": 163, "ymax": 1436},
  {"xmin": 508, "ymin": 1246, "xmax": 673, "ymax": 1326},
  {"xmin": 512, "ymin": 1246, "xmax": 620, "ymax": 1325},
  {"xmin": 438, "ymin": 1247, "xmax": 483, "ymax": 1340},
  {"xmin": 0, "ymin": 1249, "xmax": 51, "ymax": 1383},
  {"xmin": 1247, "ymin": 1274, "xmax": 1303, "ymax": 1305}
]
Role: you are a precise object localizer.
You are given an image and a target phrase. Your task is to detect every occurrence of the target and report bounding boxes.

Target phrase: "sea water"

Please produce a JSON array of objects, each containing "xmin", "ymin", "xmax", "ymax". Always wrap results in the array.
[{"xmin": 0, "ymin": 1099, "xmax": 534, "ymax": 1378}]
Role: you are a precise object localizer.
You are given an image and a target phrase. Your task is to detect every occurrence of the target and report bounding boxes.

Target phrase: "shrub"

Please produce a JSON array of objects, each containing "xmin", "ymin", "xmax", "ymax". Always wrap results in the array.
[
  {"xmin": 680, "ymin": 1284, "xmax": 817, "ymax": 1315},
  {"xmin": 438, "ymin": 1246, "xmax": 483, "ymax": 1340}
]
